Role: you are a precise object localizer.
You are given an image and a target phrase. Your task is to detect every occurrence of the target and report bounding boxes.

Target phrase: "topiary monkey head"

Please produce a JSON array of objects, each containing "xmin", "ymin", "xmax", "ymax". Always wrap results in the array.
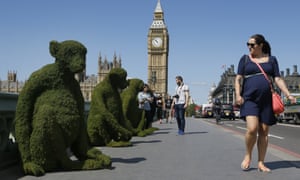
[
  {"xmin": 108, "ymin": 68, "xmax": 128, "ymax": 89},
  {"xmin": 127, "ymin": 78, "xmax": 144, "ymax": 92},
  {"xmin": 49, "ymin": 40, "xmax": 87, "ymax": 73}
]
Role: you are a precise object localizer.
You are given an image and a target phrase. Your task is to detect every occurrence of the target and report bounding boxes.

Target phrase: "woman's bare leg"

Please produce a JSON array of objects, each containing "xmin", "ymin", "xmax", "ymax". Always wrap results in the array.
[
  {"xmin": 257, "ymin": 123, "xmax": 271, "ymax": 172},
  {"xmin": 242, "ymin": 115, "xmax": 259, "ymax": 169}
]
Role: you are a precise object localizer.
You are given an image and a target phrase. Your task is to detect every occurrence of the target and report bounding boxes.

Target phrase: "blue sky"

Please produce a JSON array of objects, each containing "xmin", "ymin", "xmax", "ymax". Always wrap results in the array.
[{"xmin": 1, "ymin": 0, "xmax": 300, "ymax": 104}]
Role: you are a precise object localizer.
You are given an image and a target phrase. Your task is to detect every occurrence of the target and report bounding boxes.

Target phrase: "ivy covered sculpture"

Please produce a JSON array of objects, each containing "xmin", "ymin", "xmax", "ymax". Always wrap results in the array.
[
  {"xmin": 120, "ymin": 78, "xmax": 144, "ymax": 132},
  {"xmin": 87, "ymin": 68, "xmax": 132, "ymax": 147},
  {"xmin": 15, "ymin": 40, "xmax": 111, "ymax": 176},
  {"xmin": 121, "ymin": 78, "xmax": 159, "ymax": 137}
]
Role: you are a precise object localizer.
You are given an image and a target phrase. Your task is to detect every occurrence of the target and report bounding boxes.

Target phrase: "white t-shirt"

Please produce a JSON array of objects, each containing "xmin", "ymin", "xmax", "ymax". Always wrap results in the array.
[
  {"xmin": 174, "ymin": 83, "xmax": 189, "ymax": 105},
  {"xmin": 137, "ymin": 91, "xmax": 152, "ymax": 110}
]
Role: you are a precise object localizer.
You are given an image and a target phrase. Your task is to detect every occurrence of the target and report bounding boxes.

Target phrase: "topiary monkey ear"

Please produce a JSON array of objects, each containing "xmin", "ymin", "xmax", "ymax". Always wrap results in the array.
[{"xmin": 49, "ymin": 40, "xmax": 60, "ymax": 58}]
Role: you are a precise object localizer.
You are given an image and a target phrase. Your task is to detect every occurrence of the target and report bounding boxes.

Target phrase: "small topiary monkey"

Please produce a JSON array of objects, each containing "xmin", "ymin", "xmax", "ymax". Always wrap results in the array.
[
  {"xmin": 87, "ymin": 68, "xmax": 132, "ymax": 147},
  {"xmin": 120, "ymin": 78, "xmax": 144, "ymax": 133}
]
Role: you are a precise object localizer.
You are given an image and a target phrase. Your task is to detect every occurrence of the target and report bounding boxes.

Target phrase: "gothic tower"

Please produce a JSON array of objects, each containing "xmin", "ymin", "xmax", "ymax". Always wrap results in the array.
[
  {"xmin": 147, "ymin": 0, "xmax": 169, "ymax": 97},
  {"xmin": 97, "ymin": 52, "xmax": 122, "ymax": 83}
]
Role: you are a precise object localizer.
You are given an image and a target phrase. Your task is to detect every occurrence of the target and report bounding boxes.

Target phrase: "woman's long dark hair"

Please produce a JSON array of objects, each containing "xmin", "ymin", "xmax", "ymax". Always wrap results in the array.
[{"xmin": 250, "ymin": 34, "xmax": 272, "ymax": 56}]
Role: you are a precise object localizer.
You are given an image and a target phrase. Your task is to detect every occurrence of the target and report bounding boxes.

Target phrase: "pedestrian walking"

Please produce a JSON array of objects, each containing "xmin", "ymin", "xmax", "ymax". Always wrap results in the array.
[
  {"xmin": 156, "ymin": 94, "xmax": 163, "ymax": 124},
  {"xmin": 164, "ymin": 95, "xmax": 173, "ymax": 123},
  {"xmin": 235, "ymin": 34, "xmax": 296, "ymax": 172}
]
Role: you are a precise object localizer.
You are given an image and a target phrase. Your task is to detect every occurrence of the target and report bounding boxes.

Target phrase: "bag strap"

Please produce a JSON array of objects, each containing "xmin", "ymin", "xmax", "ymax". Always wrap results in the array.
[{"xmin": 248, "ymin": 55, "xmax": 274, "ymax": 92}]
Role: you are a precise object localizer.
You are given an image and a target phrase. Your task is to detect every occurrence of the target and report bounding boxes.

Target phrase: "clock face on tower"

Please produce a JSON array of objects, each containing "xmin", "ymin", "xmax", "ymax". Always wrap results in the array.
[{"xmin": 152, "ymin": 37, "xmax": 162, "ymax": 47}]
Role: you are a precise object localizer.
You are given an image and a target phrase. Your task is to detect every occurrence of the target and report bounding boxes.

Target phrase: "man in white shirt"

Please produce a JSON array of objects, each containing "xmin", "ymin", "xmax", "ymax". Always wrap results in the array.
[{"xmin": 171, "ymin": 76, "xmax": 189, "ymax": 135}]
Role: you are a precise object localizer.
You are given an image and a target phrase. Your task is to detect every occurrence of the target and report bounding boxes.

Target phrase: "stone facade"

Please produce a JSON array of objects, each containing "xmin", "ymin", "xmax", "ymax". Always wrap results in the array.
[
  {"xmin": 77, "ymin": 53, "xmax": 122, "ymax": 102},
  {"xmin": 281, "ymin": 65, "xmax": 300, "ymax": 93},
  {"xmin": 0, "ymin": 71, "xmax": 25, "ymax": 94}
]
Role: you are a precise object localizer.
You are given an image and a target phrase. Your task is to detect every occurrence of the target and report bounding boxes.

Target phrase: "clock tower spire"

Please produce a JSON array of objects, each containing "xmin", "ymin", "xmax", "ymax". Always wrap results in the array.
[{"xmin": 147, "ymin": 0, "xmax": 169, "ymax": 97}]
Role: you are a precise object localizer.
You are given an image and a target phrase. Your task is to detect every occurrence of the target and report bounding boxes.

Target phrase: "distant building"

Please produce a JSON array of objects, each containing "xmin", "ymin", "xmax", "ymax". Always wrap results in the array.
[
  {"xmin": 212, "ymin": 65, "xmax": 236, "ymax": 104},
  {"xmin": 77, "ymin": 52, "xmax": 122, "ymax": 102},
  {"xmin": 0, "ymin": 71, "xmax": 25, "ymax": 94},
  {"xmin": 281, "ymin": 65, "xmax": 300, "ymax": 93}
]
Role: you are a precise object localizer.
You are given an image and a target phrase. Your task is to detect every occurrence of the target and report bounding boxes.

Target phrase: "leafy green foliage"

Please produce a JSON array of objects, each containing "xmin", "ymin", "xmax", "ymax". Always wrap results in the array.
[
  {"xmin": 14, "ymin": 40, "xmax": 111, "ymax": 176},
  {"xmin": 120, "ymin": 78, "xmax": 144, "ymax": 132},
  {"xmin": 87, "ymin": 68, "xmax": 133, "ymax": 147},
  {"xmin": 120, "ymin": 78, "xmax": 158, "ymax": 137},
  {"xmin": 186, "ymin": 103, "xmax": 197, "ymax": 117}
]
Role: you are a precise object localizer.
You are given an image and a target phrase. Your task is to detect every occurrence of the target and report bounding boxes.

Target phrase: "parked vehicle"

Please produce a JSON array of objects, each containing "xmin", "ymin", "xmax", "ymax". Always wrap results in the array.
[
  {"xmin": 202, "ymin": 105, "xmax": 214, "ymax": 118},
  {"xmin": 194, "ymin": 105, "xmax": 201, "ymax": 118},
  {"xmin": 220, "ymin": 104, "xmax": 235, "ymax": 120},
  {"xmin": 233, "ymin": 105, "xmax": 240, "ymax": 118},
  {"xmin": 201, "ymin": 104, "xmax": 214, "ymax": 118},
  {"xmin": 278, "ymin": 93, "xmax": 300, "ymax": 124},
  {"xmin": 195, "ymin": 104, "xmax": 214, "ymax": 118}
]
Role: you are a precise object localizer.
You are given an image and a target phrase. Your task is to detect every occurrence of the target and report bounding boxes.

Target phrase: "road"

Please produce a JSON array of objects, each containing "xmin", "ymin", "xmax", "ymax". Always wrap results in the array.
[{"xmin": 201, "ymin": 117, "xmax": 300, "ymax": 159}]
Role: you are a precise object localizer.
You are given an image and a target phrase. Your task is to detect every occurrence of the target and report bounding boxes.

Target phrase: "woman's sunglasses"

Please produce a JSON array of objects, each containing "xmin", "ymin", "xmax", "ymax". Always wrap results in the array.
[{"xmin": 246, "ymin": 42, "xmax": 256, "ymax": 48}]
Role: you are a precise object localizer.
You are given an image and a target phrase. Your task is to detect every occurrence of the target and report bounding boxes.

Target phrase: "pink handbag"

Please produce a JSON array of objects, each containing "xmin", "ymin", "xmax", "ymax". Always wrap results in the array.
[
  {"xmin": 249, "ymin": 55, "xmax": 284, "ymax": 114},
  {"xmin": 272, "ymin": 92, "xmax": 284, "ymax": 114}
]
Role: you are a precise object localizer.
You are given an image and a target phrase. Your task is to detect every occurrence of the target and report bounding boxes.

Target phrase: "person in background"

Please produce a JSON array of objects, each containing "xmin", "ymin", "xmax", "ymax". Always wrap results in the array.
[
  {"xmin": 235, "ymin": 34, "xmax": 296, "ymax": 172},
  {"xmin": 164, "ymin": 95, "xmax": 173, "ymax": 123},
  {"xmin": 149, "ymin": 89, "xmax": 157, "ymax": 126},
  {"xmin": 156, "ymin": 94, "xmax": 164, "ymax": 124},
  {"xmin": 212, "ymin": 98, "xmax": 222, "ymax": 124},
  {"xmin": 137, "ymin": 84, "xmax": 154, "ymax": 129},
  {"xmin": 171, "ymin": 76, "xmax": 189, "ymax": 135}
]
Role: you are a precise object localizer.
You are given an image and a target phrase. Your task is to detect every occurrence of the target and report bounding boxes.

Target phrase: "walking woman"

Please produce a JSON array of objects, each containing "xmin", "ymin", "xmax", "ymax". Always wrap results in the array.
[{"xmin": 235, "ymin": 34, "xmax": 296, "ymax": 172}]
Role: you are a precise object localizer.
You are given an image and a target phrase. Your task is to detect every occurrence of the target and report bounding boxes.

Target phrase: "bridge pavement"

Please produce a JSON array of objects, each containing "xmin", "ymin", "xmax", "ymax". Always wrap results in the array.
[{"xmin": 1, "ymin": 117, "xmax": 300, "ymax": 180}]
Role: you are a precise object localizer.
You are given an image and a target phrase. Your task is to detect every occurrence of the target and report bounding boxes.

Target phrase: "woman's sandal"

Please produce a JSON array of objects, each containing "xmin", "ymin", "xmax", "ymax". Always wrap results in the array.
[{"xmin": 240, "ymin": 160, "xmax": 251, "ymax": 171}]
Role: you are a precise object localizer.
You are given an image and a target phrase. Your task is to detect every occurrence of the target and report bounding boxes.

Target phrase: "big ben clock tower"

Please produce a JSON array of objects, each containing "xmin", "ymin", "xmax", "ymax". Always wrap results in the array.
[{"xmin": 147, "ymin": 0, "xmax": 169, "ymax": 97}]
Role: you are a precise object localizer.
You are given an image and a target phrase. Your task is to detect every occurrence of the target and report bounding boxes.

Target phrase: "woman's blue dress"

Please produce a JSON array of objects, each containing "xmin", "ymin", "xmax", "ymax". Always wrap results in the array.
[{"xmin": 237, "ymin": 55, "xmax": 281, "ymax": 125}]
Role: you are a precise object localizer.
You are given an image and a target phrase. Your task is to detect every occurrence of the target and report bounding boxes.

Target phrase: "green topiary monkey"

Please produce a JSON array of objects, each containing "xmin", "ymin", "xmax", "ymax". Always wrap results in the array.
[
  {"xmin": 15, "ymin": 40, "xmax": 111, "ymax": 176},
  {"xmin": 87, "ymin": 68, "xmax": 132, "ymax": 147},
  {"xmin": 120, "ymin": 78, "xmax": 159, "ymax": 137},
  {"xmin": 120, "ymin": 78, "xmax": 144, "ymax": 132}
]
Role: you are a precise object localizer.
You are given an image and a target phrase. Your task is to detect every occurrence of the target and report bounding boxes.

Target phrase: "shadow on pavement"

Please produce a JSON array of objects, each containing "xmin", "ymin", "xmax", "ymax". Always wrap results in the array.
[
  {"xmin": 131, "ymin": 140, "xmax": 162, "ymax": 145},
  {"xmin": 266, "ymin": 160, "xmax": 300, "ymax": 170},
  {"xmin": 184, "ymin": 131, "xmax": 208, "ymax": 135},
  {"xmin": 154, "ymin": 128, "xmax": 173, "ymax": 131},
  {"xmin": 0, "ymin": 164, "xmax": 24, "ymax": 180},
  {"xmin": 111, "ymin": 157, "xmax": 146, "ymax": 164},
  {"xmin": 151, "ymin": 131, "xmax": 170, "ymax": 135}
]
